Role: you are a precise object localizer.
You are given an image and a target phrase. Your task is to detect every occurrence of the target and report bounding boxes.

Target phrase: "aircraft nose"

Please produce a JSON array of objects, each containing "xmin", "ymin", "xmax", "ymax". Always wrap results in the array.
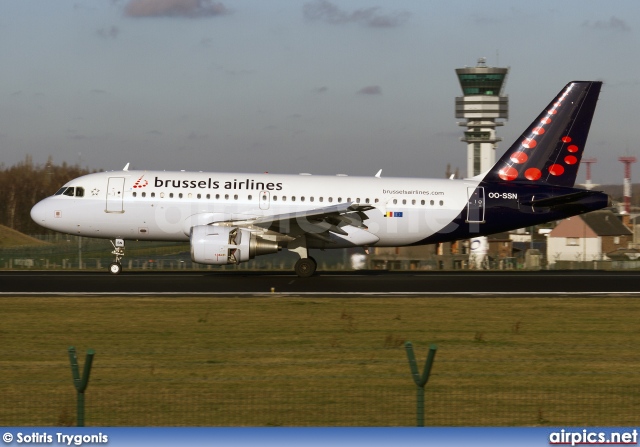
[{"xmin": 30, "ymin": 200, "xmax": 51, "ymax": 226}]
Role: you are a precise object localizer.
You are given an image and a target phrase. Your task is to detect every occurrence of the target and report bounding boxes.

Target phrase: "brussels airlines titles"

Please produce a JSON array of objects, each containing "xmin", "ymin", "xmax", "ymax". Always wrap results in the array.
[{"xmin": 150, "ymin": 175, "xmax": 283, "ymax": 191}]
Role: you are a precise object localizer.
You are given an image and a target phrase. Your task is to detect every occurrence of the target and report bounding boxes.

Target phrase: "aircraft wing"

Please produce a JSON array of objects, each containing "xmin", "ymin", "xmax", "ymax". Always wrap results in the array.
[{"xmin": 249, "ymin": 202, "xmax": 378, "ymax": 244}]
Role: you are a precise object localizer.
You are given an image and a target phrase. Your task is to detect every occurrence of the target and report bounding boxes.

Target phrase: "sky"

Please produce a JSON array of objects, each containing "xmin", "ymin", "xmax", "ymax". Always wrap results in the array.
[{"xmin": 1, "ymin": 0, "xmax": 640, "ymax": 186}]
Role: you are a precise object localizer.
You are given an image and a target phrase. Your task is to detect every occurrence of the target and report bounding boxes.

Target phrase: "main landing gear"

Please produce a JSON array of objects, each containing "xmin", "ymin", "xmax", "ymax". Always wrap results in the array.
[
  {"xmin": 294, "ymin": 257, "xmax": 317, "ymax": 278},
  {"xmin": 290, "ymin": 237, "xmax": 317, "ymax": 278},
  {"xmin": 109, "ymin": 239, "xmax": 125, "ymax": 275}
]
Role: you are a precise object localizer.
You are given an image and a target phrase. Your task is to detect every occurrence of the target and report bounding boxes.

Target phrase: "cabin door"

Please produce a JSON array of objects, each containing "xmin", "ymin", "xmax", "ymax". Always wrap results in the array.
[
  {"xmin": 466, "ymin": 186, "xmax": 485, "ymax": 223},
  {"xmin": 106, "ymin": 177, "xmax": 125, "ymax": 213}
]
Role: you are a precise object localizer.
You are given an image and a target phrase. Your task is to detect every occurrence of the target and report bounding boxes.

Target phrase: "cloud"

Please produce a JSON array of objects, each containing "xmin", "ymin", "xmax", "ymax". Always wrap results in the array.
[
  {"xmin": 303, "ymin": 0, "xmax": 410, "ymax": 28},
  {"xmin": 187, "ymin": 131, "xmax": 208, "ymax": 141},
  {"xmin": 582, "ymin": 16, "xmax": 630, "ymax": 33},
  {"xmin": 357, "ymin": 85, "xmax": 382, "ymax": 95},
  {"xmin": 96, "ymin": 26, "xmax": 120, "ymax": 39},
  {"xmin": 124, "ymin": 0, "xmax": 230, "ymax": 18}
]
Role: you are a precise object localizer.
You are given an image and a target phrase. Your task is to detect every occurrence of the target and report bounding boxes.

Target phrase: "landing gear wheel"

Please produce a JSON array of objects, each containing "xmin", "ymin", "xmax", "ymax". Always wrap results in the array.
[
  {"xmin": 109, "ymin": 239, "xmax": 125, "ymax": 275},
  {"xmin": 109, "ymin": 262, "xmax": 122, "ymax": 275},
  {"xmin": 295, "ymin": 258, "xmax": 317, "ymax": 278}
]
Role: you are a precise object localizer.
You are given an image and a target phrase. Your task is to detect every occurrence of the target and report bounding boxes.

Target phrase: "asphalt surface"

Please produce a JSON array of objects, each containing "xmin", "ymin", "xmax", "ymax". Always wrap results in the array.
[{"xmin": 1, "ymin": 270, "xmax": 639, "ymax": 295}]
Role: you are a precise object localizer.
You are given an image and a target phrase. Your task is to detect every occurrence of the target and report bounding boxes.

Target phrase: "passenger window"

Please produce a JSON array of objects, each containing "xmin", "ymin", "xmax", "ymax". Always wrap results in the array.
[
  {"xmin": 170, "ymin": 193, "xmax": 174, "ymax": 198},
  {"xmin": 421, "ymin": 200, "xmax": 425, "ymax": 205},
  {"xmin": 142, "ymin": 192, "xmax": 146, "ymax": 198},
  {"xmin": 133, "ymin": 192, "xmax": 137, "ymax": 197},
  {"xmin": 282, "ymin": 196, "xmax": 286, "ymax": 201},
  {"xmin": 151, "ymin": 192, "xmax": 156, "ymax": 198},
  {"xmin": 393, "ymin": 199, "xmax": 397, "ymax": 204},
  {"xmin": 234, "ymin": 194, "xmax": 238, "ymax": 200},
  {"xmin": 430, "ymin": 200, "xmax": 434, "ymax": 205},
  {"xmin": 179, "ymin": 193, "xmax": 183, "ymax": 199},
  {"xmin": 292, "ymin": 196, "xmax": 296, "ymax": 201},
  {"xmin": 439, "ymin": 200, "xmax": 444, "ymax": 206},
  {"xmin": 160, "ymin": 192, "xmax": 165, "ymax": 198},
  {"xmin": 328, "ymin": 197, "xmax": 333, "ymax": 203},
  {"xmin": 206, "ymin": 194, "xmax": 210, "ymax": 199},
  {"xmin": 402, "ymin": 199, "xmax": 407, "ymax": 205},
  {"xmin": 301, "ymin": 196, "xmax": 305, "ymax": 202},
  {"xmin": 319, "ymin": 197, "xmax": 323, "ymax": 202}
]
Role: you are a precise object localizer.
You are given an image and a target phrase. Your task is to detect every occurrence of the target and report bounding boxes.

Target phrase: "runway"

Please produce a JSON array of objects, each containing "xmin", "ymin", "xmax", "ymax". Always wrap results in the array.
[{"xmin": 1, "ymin": 270, "xmax": 639, "ymax": 295}]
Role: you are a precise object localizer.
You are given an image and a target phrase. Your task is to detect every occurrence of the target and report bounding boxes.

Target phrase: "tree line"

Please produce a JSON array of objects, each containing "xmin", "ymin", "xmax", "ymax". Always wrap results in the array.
[{"xmin": 0, "ymin": 156, "xmax": 93, "ymax": 234}]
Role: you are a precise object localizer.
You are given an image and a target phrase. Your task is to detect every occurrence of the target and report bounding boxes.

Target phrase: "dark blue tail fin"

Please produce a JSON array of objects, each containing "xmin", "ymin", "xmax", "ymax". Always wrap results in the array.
[{"xmin": 483, "ymin": 81, "xmax": 602, "ymax": 187}]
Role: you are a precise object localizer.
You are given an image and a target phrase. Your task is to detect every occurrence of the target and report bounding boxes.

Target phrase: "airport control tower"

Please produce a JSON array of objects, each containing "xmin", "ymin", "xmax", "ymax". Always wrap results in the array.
[
  {"xmin": 456, "ymin": 58, "xmax": 509, "ymax": 268},
  {"xmin": 455, "ymin": 58, "xmax": 509, "ymax": 178}
]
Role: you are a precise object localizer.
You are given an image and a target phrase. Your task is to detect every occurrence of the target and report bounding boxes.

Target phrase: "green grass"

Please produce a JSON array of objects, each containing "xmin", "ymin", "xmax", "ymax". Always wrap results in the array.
[
  {"xmin": 1, "ymin": 296, "xmax": 640, "ymax": 426},
  {"xmin": 0, "ymin": 225, "xmax": 49, "ymax": 247}
]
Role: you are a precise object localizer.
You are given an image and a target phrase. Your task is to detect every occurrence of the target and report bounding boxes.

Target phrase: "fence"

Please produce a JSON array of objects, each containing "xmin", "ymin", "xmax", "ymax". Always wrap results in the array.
[
  {"xmin": 0, "ymin": 236, "xmax": 343, "ymax": 271},
  {"xmin": 3, "ymin": 296, "xmax": 640, "ymax": 427},
  {"xmin": 1, "ymin": 381, "xmax": 639, "ymax": 427}
]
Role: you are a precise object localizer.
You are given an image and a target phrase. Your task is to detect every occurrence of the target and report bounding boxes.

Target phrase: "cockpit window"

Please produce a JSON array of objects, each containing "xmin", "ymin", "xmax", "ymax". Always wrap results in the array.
[{"xmin": 54, "ymin": 186, "xmax": 85, "ymax": 197}]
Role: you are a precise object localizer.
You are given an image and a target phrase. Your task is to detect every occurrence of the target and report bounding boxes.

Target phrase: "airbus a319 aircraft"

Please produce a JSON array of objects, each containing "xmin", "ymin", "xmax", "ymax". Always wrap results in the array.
[{"xmin": 31, "ymin": 81, "xmax": 609, "ymax": 277}]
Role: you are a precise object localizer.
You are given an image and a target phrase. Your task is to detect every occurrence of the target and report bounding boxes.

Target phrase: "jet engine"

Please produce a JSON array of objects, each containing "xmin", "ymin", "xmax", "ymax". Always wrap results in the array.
[{"xmin": 190, "ymin": 225, "xmax": 279, "ymax": 265}]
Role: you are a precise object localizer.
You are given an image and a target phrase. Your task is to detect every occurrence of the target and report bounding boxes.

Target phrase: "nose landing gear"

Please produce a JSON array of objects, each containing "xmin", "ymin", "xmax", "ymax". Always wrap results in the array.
[{"xmin": 109, "ymin": 239, "xmax": 125, "ymax": 275}]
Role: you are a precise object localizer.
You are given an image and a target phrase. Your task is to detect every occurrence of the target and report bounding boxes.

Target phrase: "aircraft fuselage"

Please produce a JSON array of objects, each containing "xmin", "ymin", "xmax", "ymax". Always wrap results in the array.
[{"xmin": 31, "ymin": 170, "xmax": 608, "ymax": 248}]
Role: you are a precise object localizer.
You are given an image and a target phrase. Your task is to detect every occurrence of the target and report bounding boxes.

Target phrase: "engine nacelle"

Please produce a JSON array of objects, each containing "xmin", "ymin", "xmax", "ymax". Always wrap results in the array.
[{"xmin": 190, "ymin": 225, "xmax": 279, "ymax": 265}]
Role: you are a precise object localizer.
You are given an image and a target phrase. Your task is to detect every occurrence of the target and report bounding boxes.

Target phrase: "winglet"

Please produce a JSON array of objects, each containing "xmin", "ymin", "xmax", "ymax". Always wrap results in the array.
[
  {"xmin": 123, "ymin": 163, "xmax": 130, "ymax": 172},
  {"xmin": 375, "ymin": 169, "xmax": 382, "ymax": 178}
]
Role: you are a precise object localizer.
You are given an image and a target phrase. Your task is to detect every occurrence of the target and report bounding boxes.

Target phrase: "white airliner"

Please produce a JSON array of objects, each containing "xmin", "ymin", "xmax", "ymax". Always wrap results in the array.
[{"xmin": 31, "ymin": 81, "xmax": 609, "ymax": 277}]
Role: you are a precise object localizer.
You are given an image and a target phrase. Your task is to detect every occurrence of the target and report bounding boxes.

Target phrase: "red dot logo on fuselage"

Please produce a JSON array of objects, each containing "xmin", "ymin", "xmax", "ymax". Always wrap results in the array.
[{"xmin": 133, "ymin": 175, "xmax": 148, "ymax": 189}]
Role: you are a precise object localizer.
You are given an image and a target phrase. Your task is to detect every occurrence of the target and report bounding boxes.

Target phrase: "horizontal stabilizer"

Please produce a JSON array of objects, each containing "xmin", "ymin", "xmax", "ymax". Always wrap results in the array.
[{"xmin": 520, "ymin": 190, "xmax": 600, "ymax": 207}]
